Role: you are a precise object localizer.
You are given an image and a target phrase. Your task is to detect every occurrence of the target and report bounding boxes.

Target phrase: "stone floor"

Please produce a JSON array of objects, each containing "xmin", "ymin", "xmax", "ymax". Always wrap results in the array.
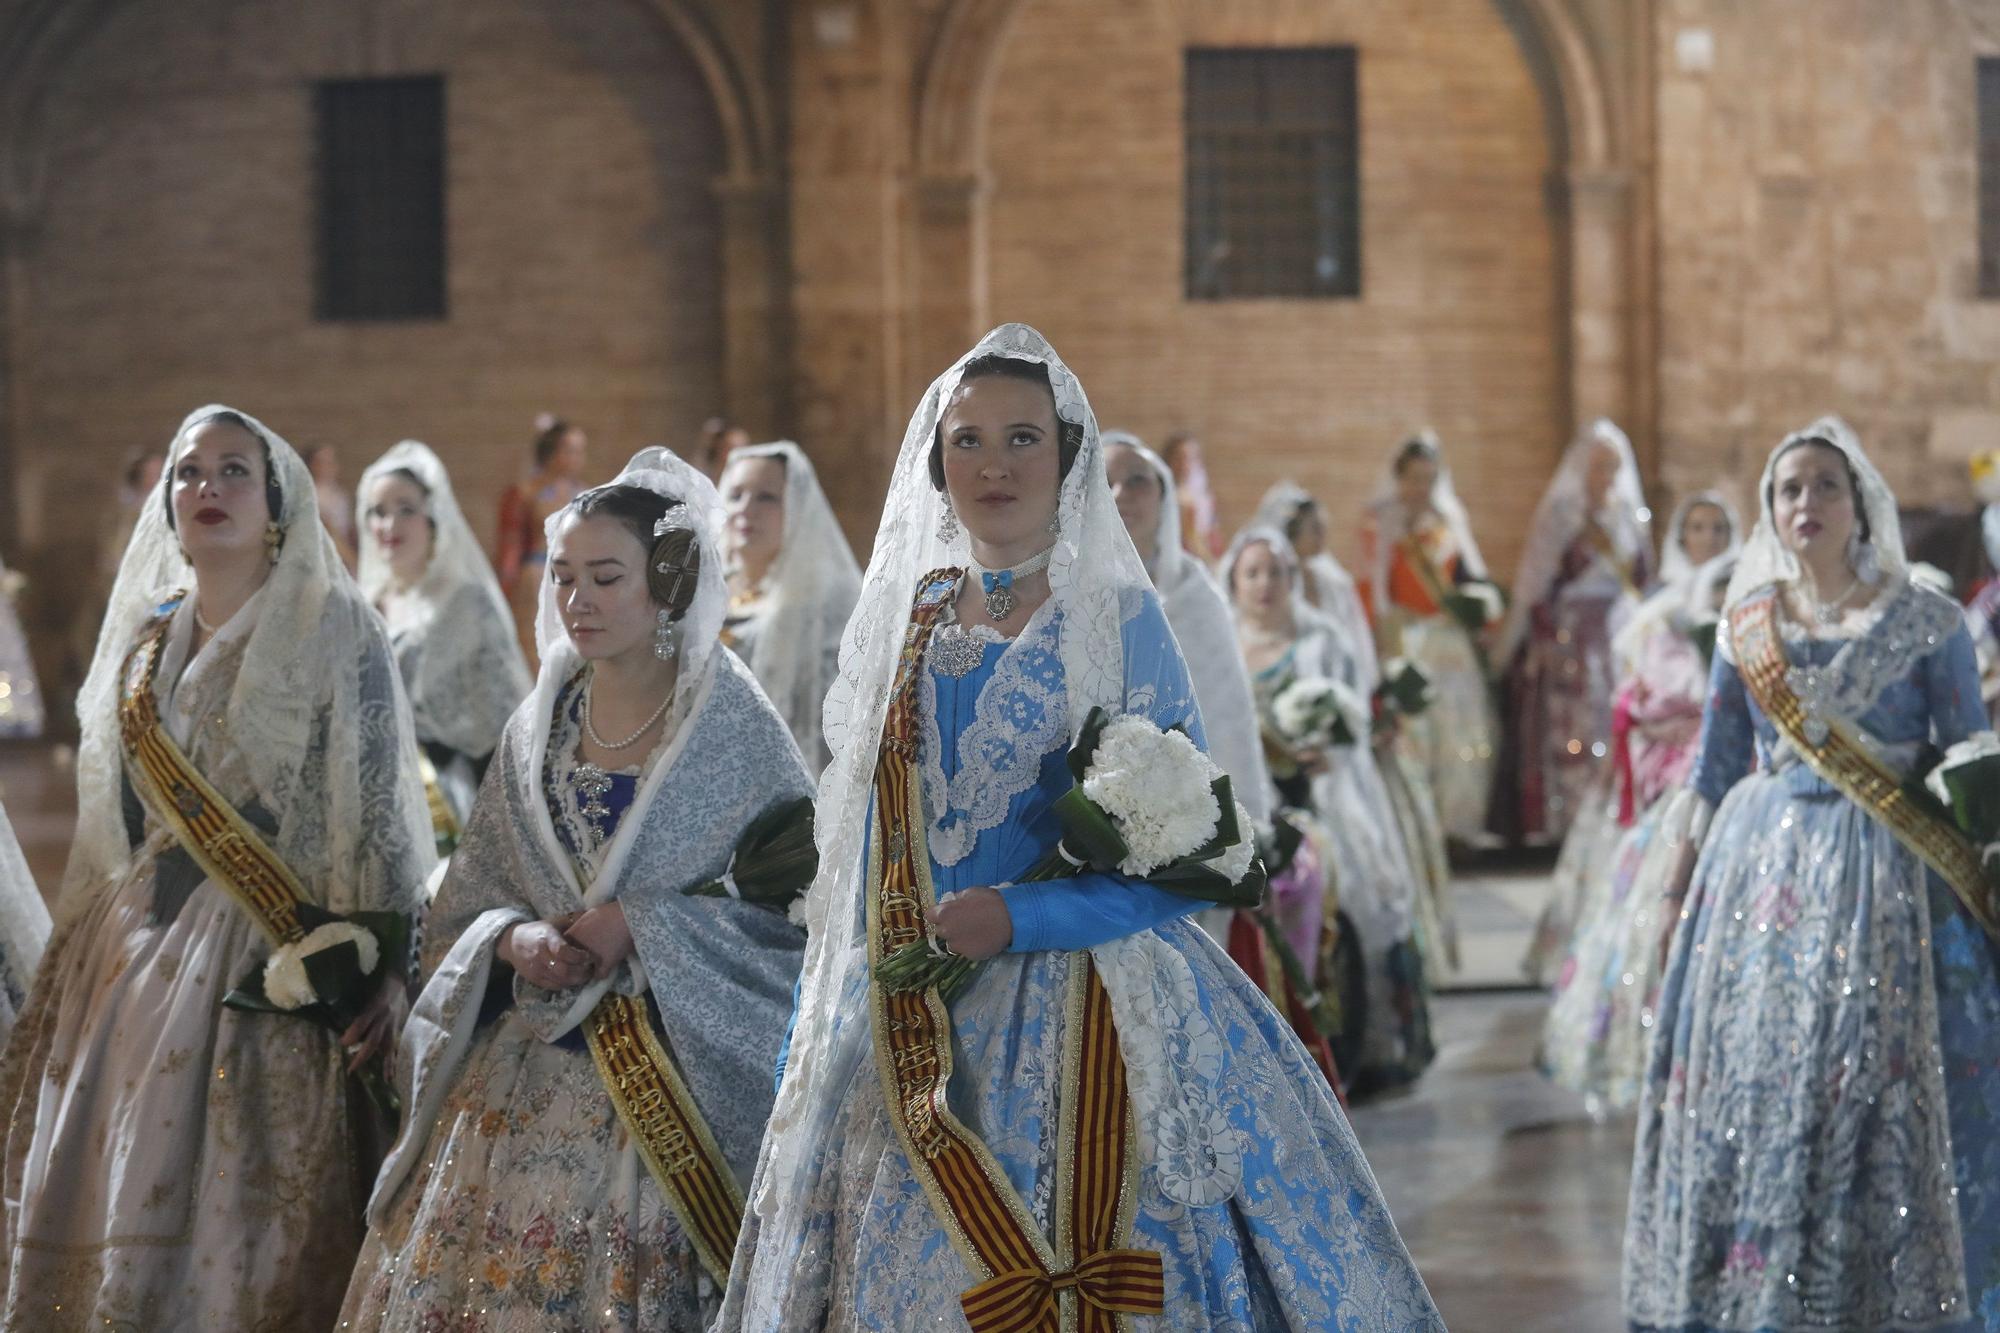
[{"xmin": 0, "ymin": 740, "xmax": 1637, "ymax": 1331}]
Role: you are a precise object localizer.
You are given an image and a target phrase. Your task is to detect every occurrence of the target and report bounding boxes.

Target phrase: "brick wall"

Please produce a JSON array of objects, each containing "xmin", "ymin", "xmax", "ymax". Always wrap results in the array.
[
  {"xmin": 976, "ymin": 0, "xmax": 1565, "ymax": 579},
  {"xmin": 1653, "ymin": 0, "xmax": 2000, "ymax": 521},
  {"xmin": 11, "ymin": 0, "xmax": 725, "ymax": 609}
]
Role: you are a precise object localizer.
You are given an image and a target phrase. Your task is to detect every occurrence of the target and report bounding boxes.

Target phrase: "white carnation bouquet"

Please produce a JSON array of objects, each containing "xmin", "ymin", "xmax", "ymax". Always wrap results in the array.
[
  {"xmin": 877, "ymin": 706, "xmax": 1263, "ymax": 995},
  {"xmin": 224, "ymin": 903, "xmax": 408, "ymax": 1114},
  {"xmin": 1270, "ymin": 676, "xmax": 1369, "ymax": 751}
]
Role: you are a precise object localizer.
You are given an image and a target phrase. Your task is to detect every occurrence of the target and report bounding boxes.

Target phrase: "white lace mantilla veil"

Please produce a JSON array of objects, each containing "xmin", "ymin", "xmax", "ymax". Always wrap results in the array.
[
  {"xmin": 357, "ymin": 440, "xmax": 533, "ymax": 755},
  {"xmin": 1217, "ymin": 524, "xmax": 1361, "ymax": 667},
  {"xmin": 528, "ymin": 446, "xmax": 729, "ymax": 746},
  {"xmin": 0, "ymin": 801, "xmax": 49, "ymax": 997},
  {"xmin": 1495, "ymin": 417, "xmax": 1653, "ymax": 666},
  {"xmin": 1723, "ymin": 415, "xmax": 1910, "ymax": 620},
  {"xmin": 1613, "ymin": 488, "xmax": 1744, "ymax": 668},
  {"xmin": 718, "ymin": 441, "xmax": 862, "ymax": 773},
  {"xmin": 61, "ymin": 405, "xmax": 434, "ymax": 933},
  {"xmin": 1104, "ymin": 430, "xmax": 1274, "ymax": 822},
  {"xmin": 756, "ymin": 322, "xmax": 1203, "ymax": 1233},
  {"xmin": 1364, "ymin": 429, "xmax": 1490, "ymax": 617}
]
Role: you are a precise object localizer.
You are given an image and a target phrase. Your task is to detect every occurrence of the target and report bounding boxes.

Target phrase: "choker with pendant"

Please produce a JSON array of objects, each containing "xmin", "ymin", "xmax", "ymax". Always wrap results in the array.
[{"xmin": 966, "ymin": 545, "xmax": 1054, "ymax": 622}]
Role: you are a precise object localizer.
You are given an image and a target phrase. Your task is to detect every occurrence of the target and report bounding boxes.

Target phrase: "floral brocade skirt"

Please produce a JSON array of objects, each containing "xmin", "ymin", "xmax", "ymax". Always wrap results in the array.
[
  {"xmin": 0, "ymin": 862, "xmax": 367, "ymax": 1331},
  {"xmin": 1392, "ymin": 612, "xmax": 1495, "ymax": 843},
  {"xmin": 716, "ymin": 923, "xmax": 1442, "ymax": 1332},
  {"xmin": 339, "ymin": 1009, "xmax": 708, "ymax": 1331},
  {"xmin": 1623, "ymin": 775, "xmax": 2000, "ymax": 1331}
]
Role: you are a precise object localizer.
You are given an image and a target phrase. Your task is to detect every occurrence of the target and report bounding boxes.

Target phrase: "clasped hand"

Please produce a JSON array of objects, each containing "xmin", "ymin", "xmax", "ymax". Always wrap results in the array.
[
  {"xmin": 925, "ymin": 886, "xmax": 1013, "ymax": 961},
  {"xmin": 500, "ymin": 903, "xmax": 634, "ymax": 989}
]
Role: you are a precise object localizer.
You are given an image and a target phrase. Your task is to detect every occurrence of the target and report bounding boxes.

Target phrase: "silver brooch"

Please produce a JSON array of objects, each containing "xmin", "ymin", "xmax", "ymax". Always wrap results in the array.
[{"xmin": 931, "ymin": 626, "xmax": 986, "ymax": 678}]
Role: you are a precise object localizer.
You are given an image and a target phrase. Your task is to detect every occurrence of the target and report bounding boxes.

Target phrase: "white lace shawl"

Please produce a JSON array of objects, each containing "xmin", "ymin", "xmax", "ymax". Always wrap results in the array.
[
  {"xmin": 357, "ymin": 440, "xmax": 532, "ymax": 761},
  {"xmin": 1613, "ymin": 489, "xmax": 1743, "ymax": 670},
  {"xmin": 1496, "ymin": 418, "xmax": 1652, "ymax": 665},
  {"xmin": 756, "ymin": 323, "xmax": 1223, "ymax": 1236},
  {"xmin": 1363, "ymin": 430, "xmax": 1490, "ymax": 617},
  {"xmin": 371, "ymin": 644, "xmax": 812, "ymax": 1224},
  {"xmin": 374, "ymin": 448, "xmax": 809, "ymax": 1222},
  {"xmin": 1725, "ymin": 415, "xmax": 1910, "ymax": 615},
  {"xmin": 0, "ymin": 800, "xmax": 49, "ymax": 1005},
  {"xmin": 718, "ymin": 442, "xmax": 861, "ymax": 777},
  {"xmin": 62, "ymin": 405, "xmax": 433, "ymax": 933},
  {"xmin": 1105, "ymin": 433, "xmax": 1274, "ymax": 822}
]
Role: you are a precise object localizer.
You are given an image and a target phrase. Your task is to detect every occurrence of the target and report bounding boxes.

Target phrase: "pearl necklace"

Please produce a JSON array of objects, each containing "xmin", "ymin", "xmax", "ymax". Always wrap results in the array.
[
  {"xmin": 583, "ymin": 675, "xmax": 673, "ymax": 751},
  {"xmin": 966, "ymin": 544, "xmax": 1055, "ymax": 621}
]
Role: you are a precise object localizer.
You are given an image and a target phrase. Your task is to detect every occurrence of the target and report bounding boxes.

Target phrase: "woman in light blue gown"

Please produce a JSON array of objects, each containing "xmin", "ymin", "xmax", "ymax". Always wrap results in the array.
[
  {"xmin": 718, "ymin": 324, "xmax": 1441, "ymax": 1332},
  {"xmin": 1625, "ymin": 418, "xmax": 2000, "ymax": 1332}
]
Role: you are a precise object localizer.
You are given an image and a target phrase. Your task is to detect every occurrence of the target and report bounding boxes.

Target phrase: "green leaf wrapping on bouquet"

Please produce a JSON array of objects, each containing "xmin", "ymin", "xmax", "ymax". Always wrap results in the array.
[
  {"xmin": 1688, "ymin": 618, "xmax": 1720, "ymax": 668},
  {"xmin": 680, "ymin": 796, "xmax": 819, "ymax": 909},
  {"xmin": 1048, "ymin": 785, "xmax": 1132, "ymax": 871},
  {"xmin": 1443, "ymin": 582, "xmax": 1502, "ymax": 632},
  {"xmin": 1329, "ymin": 710, "xmax": 1358, "ymax": 747},
  {"xmin": 1926, "ymin": 750, "xmax": 2000, "ymax": 845},
  {"xmin": 1150, "ymin": 858, "xmax": 1265, "ymax": 908},
  {"xmin": 1376, "ymin": 661, "xmax": 1433, "ymax": 718},
  {"xmin": 1066, "ymin": 706, "xmax": 1114, "ymax": 785},
  {"xmin": 1256, "ymin": 814, "xmax": 1307, "ymax": 882},
  {"xmin": 1188, "ymin": 776, "xmax": 1239, "ymax": 862}
]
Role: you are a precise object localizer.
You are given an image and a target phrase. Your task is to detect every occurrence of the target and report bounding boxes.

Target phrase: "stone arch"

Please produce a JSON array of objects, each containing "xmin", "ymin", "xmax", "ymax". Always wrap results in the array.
[{"xmin": 910, "ymin": 0, "xmax": 1640, "ymax": 441}]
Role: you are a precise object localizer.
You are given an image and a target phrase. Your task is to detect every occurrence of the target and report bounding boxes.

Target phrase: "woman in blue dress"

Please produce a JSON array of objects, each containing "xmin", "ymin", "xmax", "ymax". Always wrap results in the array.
[
  {"xmin": 718, "ymin": 324, "xmax": 1441, "ymax": 1331},
  {"xmin": 1624, "ymin": 417, "xmax": 2000, "ymax": 1331}
]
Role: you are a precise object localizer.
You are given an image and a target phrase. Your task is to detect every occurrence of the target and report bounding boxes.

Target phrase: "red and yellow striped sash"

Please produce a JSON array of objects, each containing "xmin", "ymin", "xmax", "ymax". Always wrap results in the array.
[
  {"xmin": 868, "ymin": 570, "xmax": 1163, "ymax": 1333},
  {"xmin": 117, "ymin": 599, "xmax": 308, "ymax": 948},
  {"xmin": 583, "ymin": 994, "xmax": 746, "ymax": 1284},
  {"xmin": 1731, "ymin": 591, "xmax": 1999, "ymax": 937}
]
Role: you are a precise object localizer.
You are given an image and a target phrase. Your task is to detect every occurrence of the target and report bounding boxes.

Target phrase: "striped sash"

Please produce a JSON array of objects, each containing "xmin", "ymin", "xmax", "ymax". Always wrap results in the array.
[
  {"xmin": 583, "ymin": 994, "xmax": 746, "ymax": 1284},
  {"xmin": 1731, "ymin": 591, "xmax": 2000, "ymax": 937},
  {"xmin": 868, "ymin": 570, "xmax": 1164, "ymax": 1333},
  {"xmin": 117, "ymin": 599, "xmax": 308, "ymax": 947}
]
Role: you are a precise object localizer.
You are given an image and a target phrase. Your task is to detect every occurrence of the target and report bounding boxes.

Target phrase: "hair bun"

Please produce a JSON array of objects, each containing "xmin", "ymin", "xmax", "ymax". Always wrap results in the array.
[{"xmin": 647, "ymin": 524, "xmax": 702, "ymax": 620}]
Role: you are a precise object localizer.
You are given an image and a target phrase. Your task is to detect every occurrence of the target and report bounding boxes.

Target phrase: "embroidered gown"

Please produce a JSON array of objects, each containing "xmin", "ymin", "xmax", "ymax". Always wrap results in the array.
[
  {"xmin": 1497, "ymin": 528, "xmax": 1647, "ymax": 843},
  {"xmin": 342, "ymin": 655, "xmax": 811, "ymax": 1330},
  {"xmin": 0, "ymin": 598, "xmax": 429, "ymax": 1330},
  {"xmin": 1251, "ymin": 620, "xmax": 1436, "ymax": 1096},
  {"xmin": 1624, "ymin": 581, "xmax": 2000, "ymax": 1331},
  {"xmin": 717, "ymin": 590, "xmax": 1441, "ymax": 1331},
  {"xmin": 1361, "ymin": 508, "xmax": 1496, "ymax": 842},
  {"xmin": 1539, "ymin": 611, "xmax": 1709, "ymax": 1109}
]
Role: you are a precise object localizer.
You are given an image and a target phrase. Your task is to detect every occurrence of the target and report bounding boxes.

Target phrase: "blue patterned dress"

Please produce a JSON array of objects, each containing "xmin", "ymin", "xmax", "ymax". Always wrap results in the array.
[
  {"xmin": 1624, "ymin": 580, "xmax": 2000, "ymax": 1331},
  {"xmin": 721, "ymin": 590, "xmax": 1441, "ymax": 1331}
]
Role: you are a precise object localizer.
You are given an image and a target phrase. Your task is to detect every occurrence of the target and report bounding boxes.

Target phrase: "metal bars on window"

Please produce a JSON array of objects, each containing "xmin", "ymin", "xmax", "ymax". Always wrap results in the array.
[{"xmin": 1185, "ymin": 47, "xmax": 1359, "ymax": 301}]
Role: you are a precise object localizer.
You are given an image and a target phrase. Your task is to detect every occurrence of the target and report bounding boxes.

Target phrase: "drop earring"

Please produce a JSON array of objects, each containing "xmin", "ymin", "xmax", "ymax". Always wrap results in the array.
[
  {"xmin": 654, "ymin": 609, "xmax": 678, "ymax": 660},
  {"xmin": 937, "ymin": 501, "xmax": 961, "ymax": 544},
  {"xmin": 263, "ymin": 521, "xmax": 283, "ymax": 565}
]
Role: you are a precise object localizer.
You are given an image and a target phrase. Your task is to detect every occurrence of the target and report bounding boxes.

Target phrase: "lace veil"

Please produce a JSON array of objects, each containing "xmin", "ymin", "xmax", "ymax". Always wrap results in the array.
[
  {"xmin": 1724, "ymin": 415, "xmax": 1908, "ymax": 613},
  {"xmin": 759, "ymin": 322, "xmax": 1161, "ymax": 1223},
  {"xmin": 529, "ymin": 447, "xmax": 728, "ymax": 718},
  {"xmin": 1613, "ymin": 488, "xmax": 1743, "ymax": 666},
  {"xmin": 1105, "ymin": 431, "xmax": 1273, "ymax": 820},
  {"xmin": 718, "ymin": 441, "xmax": 862, "ymax": 772},
  {"xmin": 64, "ymin": 405, "xmax": 433, "ymax": 929},
  {"xmin": 1363, "ymin": 430, "xmax": 1489, "ymax": 615},
  {"xmin": 1496, "ymin": 418, "xmax": 1652, "ymax": 664},
  {"xmin": 357, "ymin": 440, "xmax": 533, "ymax": 756}
]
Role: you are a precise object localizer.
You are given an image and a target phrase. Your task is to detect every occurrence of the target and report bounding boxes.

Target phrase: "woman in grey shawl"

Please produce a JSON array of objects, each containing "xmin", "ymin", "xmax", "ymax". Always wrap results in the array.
[{"xmin": 341, "ymin": 448, "xmax": 812, "ymax": 1330}]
